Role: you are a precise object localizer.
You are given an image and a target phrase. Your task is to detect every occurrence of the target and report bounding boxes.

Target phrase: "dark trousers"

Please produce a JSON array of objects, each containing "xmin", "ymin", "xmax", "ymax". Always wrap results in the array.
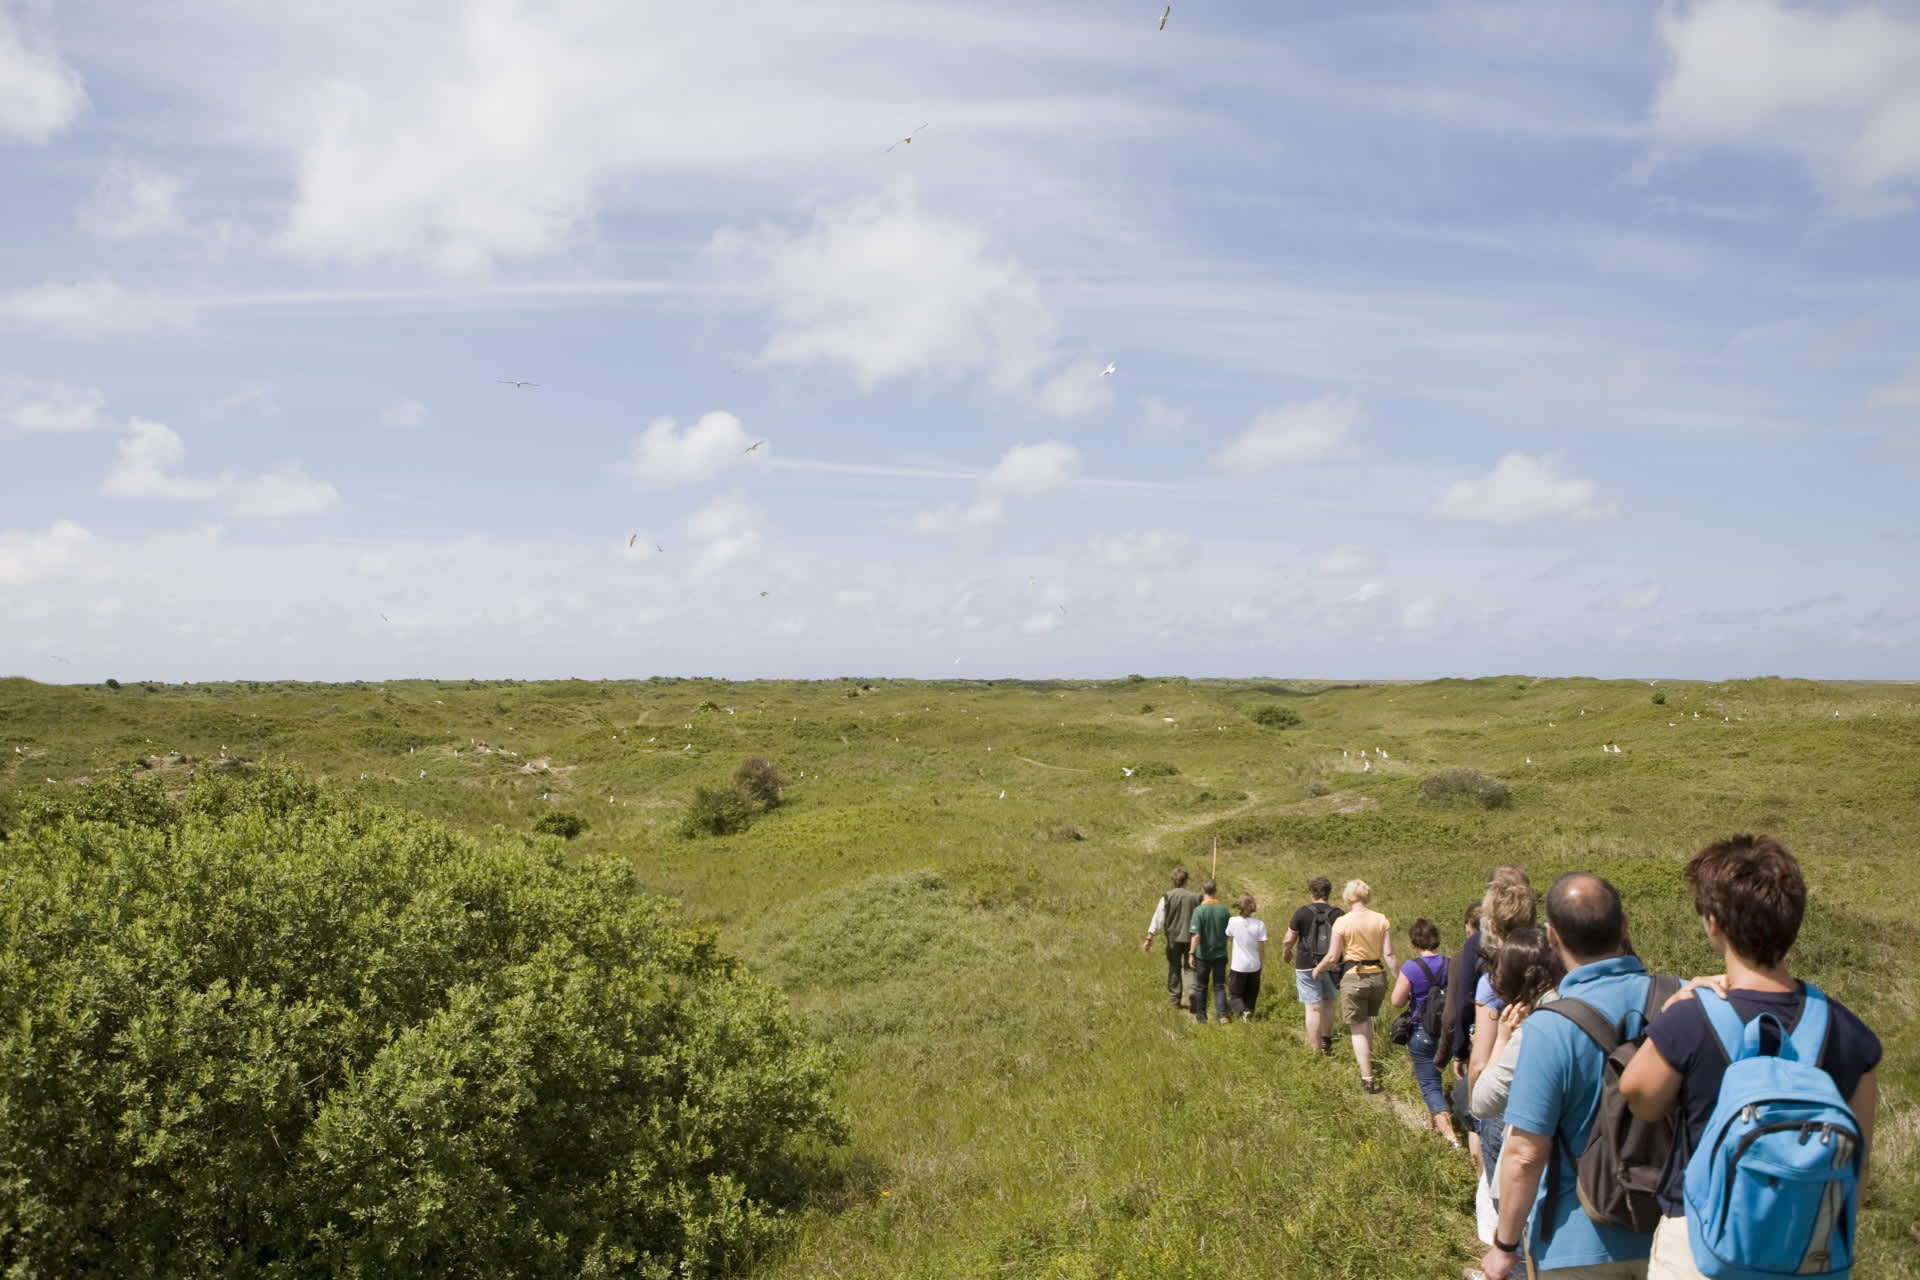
[
  {"xmin": 1191, "ymin": 955, "xmax": 1228, "ymax": 1021},
  {"xmin": 1227, "ymin": 968, "xmax": 1262, "ymax": 1018},
  {"xmin": 1164, "ymin": 938, "xmax": 1191, "ymax": 1004}
]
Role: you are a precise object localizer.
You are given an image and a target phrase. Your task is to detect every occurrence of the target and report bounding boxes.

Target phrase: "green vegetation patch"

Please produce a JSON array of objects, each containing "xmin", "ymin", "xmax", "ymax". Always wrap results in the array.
[{"xmin": 1417, "ymin": 766, "xmax": 1513, "ymax": 809}]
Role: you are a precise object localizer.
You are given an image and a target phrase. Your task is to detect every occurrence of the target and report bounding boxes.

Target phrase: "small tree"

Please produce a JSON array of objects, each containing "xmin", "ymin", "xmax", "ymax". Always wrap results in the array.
[
  {"xmin": 681, "ymin": 785, "xmax": 753, "ymax": 838},
  {"xmin": 1249, "ymin": 705, "xmax": 1302, "ymax": 729},
  {"xmin": 732, "ymin": 756, "xmax": 786, "ymax": 812},
  {"xmin": 532, "ymin": 811, "xmax": 587, "ymax": 840},
  {"xmin": 104, "ymin": 678, "xmax": 121, "ymax": 691},
  {"xmin": 1651, "ymin": 691, "xmax": 1666, "ymax": 705}
]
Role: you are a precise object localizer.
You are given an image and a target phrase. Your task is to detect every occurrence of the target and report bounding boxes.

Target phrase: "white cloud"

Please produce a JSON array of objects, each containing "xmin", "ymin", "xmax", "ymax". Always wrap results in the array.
[
  {"xmin": 380, "ymin": 398, "xmax": 430, "ymax": 428},
  {"xmin": 915, "ymin": 441, "xmax": 1077, "ymax": 533},
  {"xmin": 1402, "ymin": 597, "xmax": 1436, "ymax": 630},
  {"xmin": 1867, "ymin": 358, "xmax": 1920, "ymax": 410},
  {"xmin": 1621, "ymin": 583, "xmax": 1664, "ymax": 611},
  {"xmin": 1089, "ymin": 531, "xmax": 1179, "ymax": 567},
  {"xmin": 1212, "ymin": 393, "xmax": 1364, "ymax": 469},
  {"xmin": 615, "ymin": 411, "xmax": 766, "ymax": 490},
  {"xmin": 1036, "ymin": 361, "xmax": 1118, "ymax": 418},
  {"xmin": 1649, "ymin": 0, "xmax": 1920, "ymax": 209},
  {"xmin": 230, "ymin": 465, "xmax": 339, "ymax": 518},
  {"xmin": 1345, "ymin": 581, "xmax": 1385, "ymax": 605},
  {"xmin": 0, "ymin": 278, "xmax": 195, "ymax": 338},
  {"xmin": 0, "ymin": 521, "xmax": 93, "ymax": 587},
  {"xmin": 986, "ymin": 441, "xmax": 1079, "ymax": 495},
  {"xmin": 684, "ymin": 491, "xmax": 762, "ymax": 577},
  {"xmin": 711, "ymin": 183, "xmax": 1059, "ymax": 399},
  {"xmin": 80, "ymin": 158, "xmax": 186, "ymax": 238},
  {"xmin": 1140, "ymin": 396, "xmax": 1191, "ymax": 440},
  {"xmin": 1437, "ymin": 452, "xmax": 1616, "ymax": 523},
  {"xmin": 0, "ymin": 3, "xmax": 85, "ymax": 143},
  {"xmin": 353, "ymin": 551, "xmax": 392, "ymax": 578},
  {"xmin": 833, "ymin": 590, "xmax": 875, "ymax": 609},
  {"xmin": 1022, "ymin": 611, "xmax": 1062, "ymax": 635},
  {"xmin": 4, "ymin": 380, "xmax": 103, "ymax": 432},
  {"xmin": 1317, "ymin": 545, "xmax": 1373, "ymax": 576},
  {"xmin": 100, "ymin": 419, "xmax": 226, "ymax": 501}
]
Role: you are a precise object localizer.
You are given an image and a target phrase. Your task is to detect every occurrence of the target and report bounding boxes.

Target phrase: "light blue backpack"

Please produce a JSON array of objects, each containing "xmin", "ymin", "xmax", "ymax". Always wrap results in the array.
[{"xmin": 1683, "ymin": 984, "xmax": 1862, "ymax": 1279}]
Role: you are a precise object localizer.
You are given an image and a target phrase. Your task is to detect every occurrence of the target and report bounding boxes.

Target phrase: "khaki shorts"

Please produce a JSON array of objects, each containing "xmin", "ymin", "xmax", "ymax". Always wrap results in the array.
[{"xmin": 1339, "ymin": 966, "xmax": 1389, "ymax": 1027}]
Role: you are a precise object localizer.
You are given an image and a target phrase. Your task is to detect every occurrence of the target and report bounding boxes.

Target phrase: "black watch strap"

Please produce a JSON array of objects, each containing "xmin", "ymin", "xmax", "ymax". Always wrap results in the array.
[{"xmin": 1493, "ymin": 1233, "xmax": 1522, "ymax": 1255}]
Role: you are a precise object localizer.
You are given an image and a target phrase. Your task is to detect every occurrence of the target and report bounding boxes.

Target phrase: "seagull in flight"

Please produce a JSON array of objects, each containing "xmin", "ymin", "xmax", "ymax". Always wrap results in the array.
[
  {"xmin": 760, "ymin": 591, "xmax": 769, "ymax": 598},
  {"xmin": 744, "ymin": 440, "xmax": 765, "ymax": 453},
  {"xmin": 629, "ymin": 535, "xmax": 637, "ymax": 548},
  {"xmin": 1100, "ymin": 362, "xmax": 1116, "ymax": 377},
  {"xmin": 656, "ymin": 542, "xmax": 665, "ymax": 553},
  {"xmin": 885, "ymin": 123, "xmax": 930, "ymax": 153},
  {"xmin": 498, "ymin": 379, "xmax": 538, "ymax": 388},
  {"xmin": 1160, "ymin": 6, "xmax": 1171, "ymax": 29}
]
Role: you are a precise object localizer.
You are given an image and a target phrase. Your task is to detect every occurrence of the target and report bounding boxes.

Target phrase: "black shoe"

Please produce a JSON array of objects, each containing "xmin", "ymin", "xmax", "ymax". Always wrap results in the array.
[{"xmin": 1361, "ymin": 1076, "xmax": 1382, "ymax": 1094}]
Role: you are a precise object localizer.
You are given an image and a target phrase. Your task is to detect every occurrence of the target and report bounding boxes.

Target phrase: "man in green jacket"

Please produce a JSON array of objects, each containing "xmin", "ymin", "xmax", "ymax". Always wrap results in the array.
[
  {"xmin": 1188, "ymin": 880, "xmax": 1231, "ymax": 1023},
  {"xmin": 1143, "ymin": 867, "xmax": 1204, "ymax": 1009}
]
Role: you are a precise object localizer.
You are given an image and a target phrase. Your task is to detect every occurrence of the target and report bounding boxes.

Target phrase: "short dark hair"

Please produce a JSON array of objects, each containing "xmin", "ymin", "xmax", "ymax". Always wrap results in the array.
[
  {"xmin": 1202, "ymin": 878, "xmax": 1217, "ymax": 897},
  {"xmin": 1409, "ymin": 918, "xmax": 1440, "ymax": 951},
  {"xmin": 1686, "ymin": 835, "xmax": 1805, "ymax": 969},
  {"xmin": 1464, "ymin": 902, "xmax": 1483, "ymax": 931},
  {"xmin": 1171, "ymin": 867, "xmax": 1189, "ymax": 887},
  {"xmin": 1308, "ymin": 876, "xmax": 1332, "ymax": 900},
  {"xmin": 1490, "ymin": 926, "xmax": 1563, "ymax": 1007},
  {"xmin": 1546, "ymin": 872, "xmax": 1625, "ymax": 961}
]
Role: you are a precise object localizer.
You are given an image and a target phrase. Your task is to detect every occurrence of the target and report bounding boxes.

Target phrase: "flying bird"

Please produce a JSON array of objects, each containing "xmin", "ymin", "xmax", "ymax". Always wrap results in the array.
[
  {"xmin": 1122, "ymin": 766, "xmax": 1135, "ymax": 777},
  {"xmin": 629, "ymin": 535, "xmax": 637, "ymax": 547},
  {"xmin": 1160, "ymin": 6, "xmax": 1171, "ymax": 29},
  {"xmin": 497, "ymin": 380, "xmax": 538, "ymax": 388},
  {"xmin": 760, "ymin": 591, "xmax": 769, "ymax": 598},
  {"xmin": 885, "ymin": 123, "xmax": 930, "ymax": 152},
  {"xmin": 1100, "ymin": 362, "xmax": 1116, "ymax": 377},
  {"xmin": 745, "ymin": 440, "xmax": 765, "ymax": 453}
]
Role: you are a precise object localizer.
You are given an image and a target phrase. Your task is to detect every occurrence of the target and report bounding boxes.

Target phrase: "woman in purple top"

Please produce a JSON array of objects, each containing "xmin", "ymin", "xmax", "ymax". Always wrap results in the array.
[{"xmin": 1390, "ymin": 917, "xmax": 1458, "ymax": 1147}]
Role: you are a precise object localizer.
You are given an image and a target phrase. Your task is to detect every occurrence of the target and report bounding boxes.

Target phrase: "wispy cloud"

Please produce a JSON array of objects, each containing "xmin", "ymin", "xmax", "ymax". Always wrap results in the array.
[
  {"xmin": 0, "ymin": 3, "xmax": 86, "ymax": 143},
  {"xmin": 614, "ymin": 411, "xmax": 768, "ymax": 490},
  {"xmin": 3, "ymin": 380, "xmax": 104, "ymax": 432},
  {"xmin": 0, "ymin": 278, "xmax": 195, "ymax": 337},
  {"xmin": 1212, "ymin": 394, "xmax": 1365, "ymax": 469},
  {"xmin": 100, "ymin": 419, "xmax": 227, "ymax": 500},
  {"xmin": 79, "ymin": 156, "xmax": 186, "ymax": 238},
  {"xmin": 380, "ymin": 398, "xmax": 430, "ymax": 429},
  {"xmin": 914, "ymin": 441, "xmax": 1079, "ymax": 533}
]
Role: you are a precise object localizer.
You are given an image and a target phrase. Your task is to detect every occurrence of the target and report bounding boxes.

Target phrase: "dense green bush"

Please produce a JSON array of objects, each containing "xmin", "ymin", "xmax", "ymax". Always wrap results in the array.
[
  {"xmin": 1306, "ymin": 780, "xmax": 1331, "ymax": 798},
  {"xmin": 681, "ymin": 784, "xmax": 754, "ymax": 838},
  {"xmin": 0, "ymin": 768, "xmax": 840, "ymax": 1278},
  {"xmin": 731, "ymin": 756, "xmax": 786, "ymax": 812},
  {"xmin": 1248, "ymin": 704, "xmax": 1302, "ymax": 729},
  {"xmin": 531, "ymin": 810, "xmax": 588, "ymax": 839},
  {"xmin": 104, "ymin": 678, "xmax": 120, "ymax": 690},
  {"xmin": 1131, "ymin": 760, "xmax": 1180, "ymax": 777},
  {"xmin": 1651, "ymin": 691, "xmax": 1666, "ymax": 705},
  {"xmin": 1417, "ymin": 766, "xmax": 1512, "ymax": 809}
]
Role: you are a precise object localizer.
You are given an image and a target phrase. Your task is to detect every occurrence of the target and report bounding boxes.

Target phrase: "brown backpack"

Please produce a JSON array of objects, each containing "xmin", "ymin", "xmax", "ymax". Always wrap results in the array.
[{"xmin": 1535, "ymin": 974, "xmax": 1682, "ymax": 1239}]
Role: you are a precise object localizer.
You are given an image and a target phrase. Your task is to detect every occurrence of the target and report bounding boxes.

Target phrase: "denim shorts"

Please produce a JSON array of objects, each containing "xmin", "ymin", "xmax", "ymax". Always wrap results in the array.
[{"xmin": 1294, "ymin": 968, "xmax": 1337, "ymax": 1004}]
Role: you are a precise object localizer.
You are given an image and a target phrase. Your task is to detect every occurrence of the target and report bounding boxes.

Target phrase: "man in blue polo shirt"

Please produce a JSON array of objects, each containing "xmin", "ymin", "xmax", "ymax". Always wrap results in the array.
[{"xmin": 1481, "ymin": 873, "xmax": 1664, "ymax": 1280}]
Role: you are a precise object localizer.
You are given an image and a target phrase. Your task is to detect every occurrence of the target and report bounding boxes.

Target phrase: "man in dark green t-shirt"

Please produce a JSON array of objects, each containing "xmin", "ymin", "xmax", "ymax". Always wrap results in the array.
[{"xmin": 1187, "ymin": 880, "xmax": 1231, "ymax": 1023}]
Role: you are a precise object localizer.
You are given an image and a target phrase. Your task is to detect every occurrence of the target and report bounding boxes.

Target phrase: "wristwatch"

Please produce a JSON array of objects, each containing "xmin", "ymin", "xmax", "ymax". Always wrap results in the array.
[{"xmin": 1493, "ymin": 1233, "xmax": 1522, "ymax": 1255}]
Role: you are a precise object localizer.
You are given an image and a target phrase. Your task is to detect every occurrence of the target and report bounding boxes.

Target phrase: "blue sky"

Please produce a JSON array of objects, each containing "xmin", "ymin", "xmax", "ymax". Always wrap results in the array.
[{"xmin": 2, "ymin": 0, "xmax": 1917, "ymax": 683}]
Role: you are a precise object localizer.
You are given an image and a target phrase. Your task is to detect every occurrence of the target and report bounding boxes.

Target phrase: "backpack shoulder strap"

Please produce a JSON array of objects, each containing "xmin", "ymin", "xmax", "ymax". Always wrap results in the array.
[
  {"xmin": 1696, "ymin": 987, "xmax": 1749, "ymax": 1064},
  {"xmin": 1789, "ymin": 983, "xmax": 1830, "ymax": 1064},
  {"xmin": 1642, "ymin": 975, "xmax": 1681, "ymax": 1031},
  {"xmin": 1534, "ymin": 996, "xmax": 1623, "ymax": 1055},
  {"xmin": 1414, "ymin": 956, "xmax": 1436, "ymax": 984}
]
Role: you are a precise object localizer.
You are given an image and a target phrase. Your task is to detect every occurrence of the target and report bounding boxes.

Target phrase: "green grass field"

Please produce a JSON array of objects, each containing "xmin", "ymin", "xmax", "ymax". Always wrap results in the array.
[{"xmin": 4, "ymin": 673, "xmax": 1916, "ymax": 1278}]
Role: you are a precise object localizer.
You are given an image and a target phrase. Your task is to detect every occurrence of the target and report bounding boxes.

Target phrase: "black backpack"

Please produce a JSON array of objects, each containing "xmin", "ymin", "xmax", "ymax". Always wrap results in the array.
[
  {"xmin": 1298, "ymin": 903, "xmax": 1337, "ymax": 969},
  {"xmin": 1535, "ymin": 974, "xmax": 1682, "ymax": 1239},
  {"xmin": 1418, "ymin": 956, "xmax": 1448, "ymax": 1042}
]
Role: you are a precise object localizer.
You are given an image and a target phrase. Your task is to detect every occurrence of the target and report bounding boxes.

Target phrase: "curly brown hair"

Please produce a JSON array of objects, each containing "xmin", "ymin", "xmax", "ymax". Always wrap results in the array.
[{"xmin": 1685, "ymin": 835, "xmax": 1804, "ymax": 968}]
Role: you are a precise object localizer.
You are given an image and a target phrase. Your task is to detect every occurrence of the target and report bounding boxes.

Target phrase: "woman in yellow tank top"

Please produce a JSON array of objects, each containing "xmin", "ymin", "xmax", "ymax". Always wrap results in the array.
[{"xmin": 1310, "ymin": 879, "xmax": 1395, "ymax": 1093}]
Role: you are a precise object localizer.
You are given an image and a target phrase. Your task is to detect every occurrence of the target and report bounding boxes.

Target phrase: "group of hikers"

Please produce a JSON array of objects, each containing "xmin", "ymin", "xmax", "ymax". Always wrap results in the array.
[{"xmin": 1141, "ymin": 837, "xmax": 1882, "ymax": 1278}]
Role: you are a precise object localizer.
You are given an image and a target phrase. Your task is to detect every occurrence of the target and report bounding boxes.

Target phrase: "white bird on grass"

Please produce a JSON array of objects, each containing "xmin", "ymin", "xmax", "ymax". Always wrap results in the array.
[
  {"xmin": 419, "ymin": 769, "xmax": 426, "ymax": 778},
  {"xmin": 1122, "ymin": 767, "xmax": 1135, "ymax": 777},
  {"xmin": 999, "ymin": 790, "xmax": 1006, "ymax": 799},
  {"xmin": 1363, "ymin": 760, "xmax": 1371, "ymax": 772},
  {"xmin": 1526, "ymin": 757, "xmax": 1533, "ymax": 765}
]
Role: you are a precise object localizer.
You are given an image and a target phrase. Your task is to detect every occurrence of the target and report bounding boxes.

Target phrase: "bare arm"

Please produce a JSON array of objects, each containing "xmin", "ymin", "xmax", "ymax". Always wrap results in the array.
[
  {"xmin": 1280, "ymin": 928, "xmax": 1298, "ymax": 966},
  {"xmin": 1620, "ymin": 1036, "xmax": 1684, "ymax": 1123},
  {"xmin": 1390, "ymin": 969, "xmax": 1413, "ymax": 1009},
  {"xmin": 1382, "ymin": 919, "xmax": 1396, "ymax": 972},
  {"xmin": 1852, "ymin": 1071, "xmax": 1878, "ymax": 1198},
  {"xmin": 1467, "ymin": 1002, "xmax": 1499, "ymax": 1091},
  {"xmin": 1310, "ymin": 920, "xmax": 1347, "ymax": 979}
]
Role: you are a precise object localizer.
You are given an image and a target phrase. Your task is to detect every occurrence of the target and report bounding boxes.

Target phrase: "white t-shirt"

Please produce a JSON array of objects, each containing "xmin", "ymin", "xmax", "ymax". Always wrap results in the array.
[{"xmin": 1225, "ymin": 917, "xmax": 1267, "ymax": 973}]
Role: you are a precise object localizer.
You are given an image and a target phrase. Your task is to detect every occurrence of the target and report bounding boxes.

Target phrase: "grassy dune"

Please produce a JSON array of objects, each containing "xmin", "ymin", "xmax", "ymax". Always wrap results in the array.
[{"xmin": 3, "ymin": 674, "xmax": 1916, "ymax": 1278}]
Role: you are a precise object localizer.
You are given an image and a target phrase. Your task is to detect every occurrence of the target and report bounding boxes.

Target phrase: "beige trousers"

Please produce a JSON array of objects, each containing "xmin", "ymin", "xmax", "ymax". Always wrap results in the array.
[{"xmin": 1647, "ymin": 1216, "xmax": 1708, "ymax": 1280}]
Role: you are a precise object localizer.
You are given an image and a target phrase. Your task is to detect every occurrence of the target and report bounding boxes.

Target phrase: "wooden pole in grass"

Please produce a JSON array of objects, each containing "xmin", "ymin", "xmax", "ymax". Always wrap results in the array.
[{"xmin": 1212, "ymin": 836, "xmax": 1218, "ymax": 883}]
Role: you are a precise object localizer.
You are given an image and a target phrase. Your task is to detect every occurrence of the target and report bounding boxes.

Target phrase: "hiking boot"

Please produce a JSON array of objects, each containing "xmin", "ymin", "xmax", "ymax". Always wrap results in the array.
[{"xmin": 1361, "ymin": 1076, "xmax": 1382, "ymax": 1094}]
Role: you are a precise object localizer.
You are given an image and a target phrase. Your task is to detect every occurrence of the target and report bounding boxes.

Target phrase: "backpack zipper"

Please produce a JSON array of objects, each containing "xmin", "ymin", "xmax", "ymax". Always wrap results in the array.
[{"xmin": 1714, "ymin": 1118, "xmax": 1861, "ymax": 1231}]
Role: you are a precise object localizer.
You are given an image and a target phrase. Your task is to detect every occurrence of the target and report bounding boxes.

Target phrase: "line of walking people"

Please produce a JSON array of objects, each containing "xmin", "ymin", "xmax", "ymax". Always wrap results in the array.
[{"xmin": 1143, "ymin": 837, "xmax": 1883, "ymax": 1278}]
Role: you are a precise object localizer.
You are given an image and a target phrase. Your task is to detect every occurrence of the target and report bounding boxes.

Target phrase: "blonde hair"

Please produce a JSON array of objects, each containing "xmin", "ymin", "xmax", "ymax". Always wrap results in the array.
[
  {"xmin": 1235, "ymin": 893, "xmax": 1257, "ymax": 917},
  {"xmin": 1481, "ymin": 877, "xmax": 1538, "ymax": 941},
  {"xmin": 1342, "ymin": 878, "xmax": 1372, "ymax": 906}
]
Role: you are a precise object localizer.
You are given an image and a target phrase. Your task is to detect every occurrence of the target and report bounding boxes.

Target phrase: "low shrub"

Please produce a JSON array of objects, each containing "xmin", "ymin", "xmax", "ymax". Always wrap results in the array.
[
  {"xmin": 1248, "ymin": 705, "xmax": 1302, "ymax": 729},
  {"xmin": 1651, "ymin": 691, "xmax": 1666, "ymax": 705},
  {"xmin": 732, "ymin": 756, "xmax": 786, "ymax": 812},
  {"xmin": 104, "ymin": 678, "xmax": 120, "ymax": 691},
  {"xmin": 1042, "ymin": 823, "xmax": 1084, "ymax": 843},
  {"xmin": 531, "ymin": 810, "xmax": 587, "ymax": 840},
  {"xmin": 1132, "ymin": 761, "xmax": 1180, "ymax": 777},
  {"xmin": 1417, "ymin": 766, "xmax": 1512, "ymax": 809},
  {"xmin": 1306, "ymin": 780, "xmax": 1331, "ymax": 798},
  {"xmin": 681, "ymin": 785, "xmax": 754, "ymax": 838},
  {"xmin": 0, "ymin": 769, "xmax": 841, "ymax": 1277}
]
